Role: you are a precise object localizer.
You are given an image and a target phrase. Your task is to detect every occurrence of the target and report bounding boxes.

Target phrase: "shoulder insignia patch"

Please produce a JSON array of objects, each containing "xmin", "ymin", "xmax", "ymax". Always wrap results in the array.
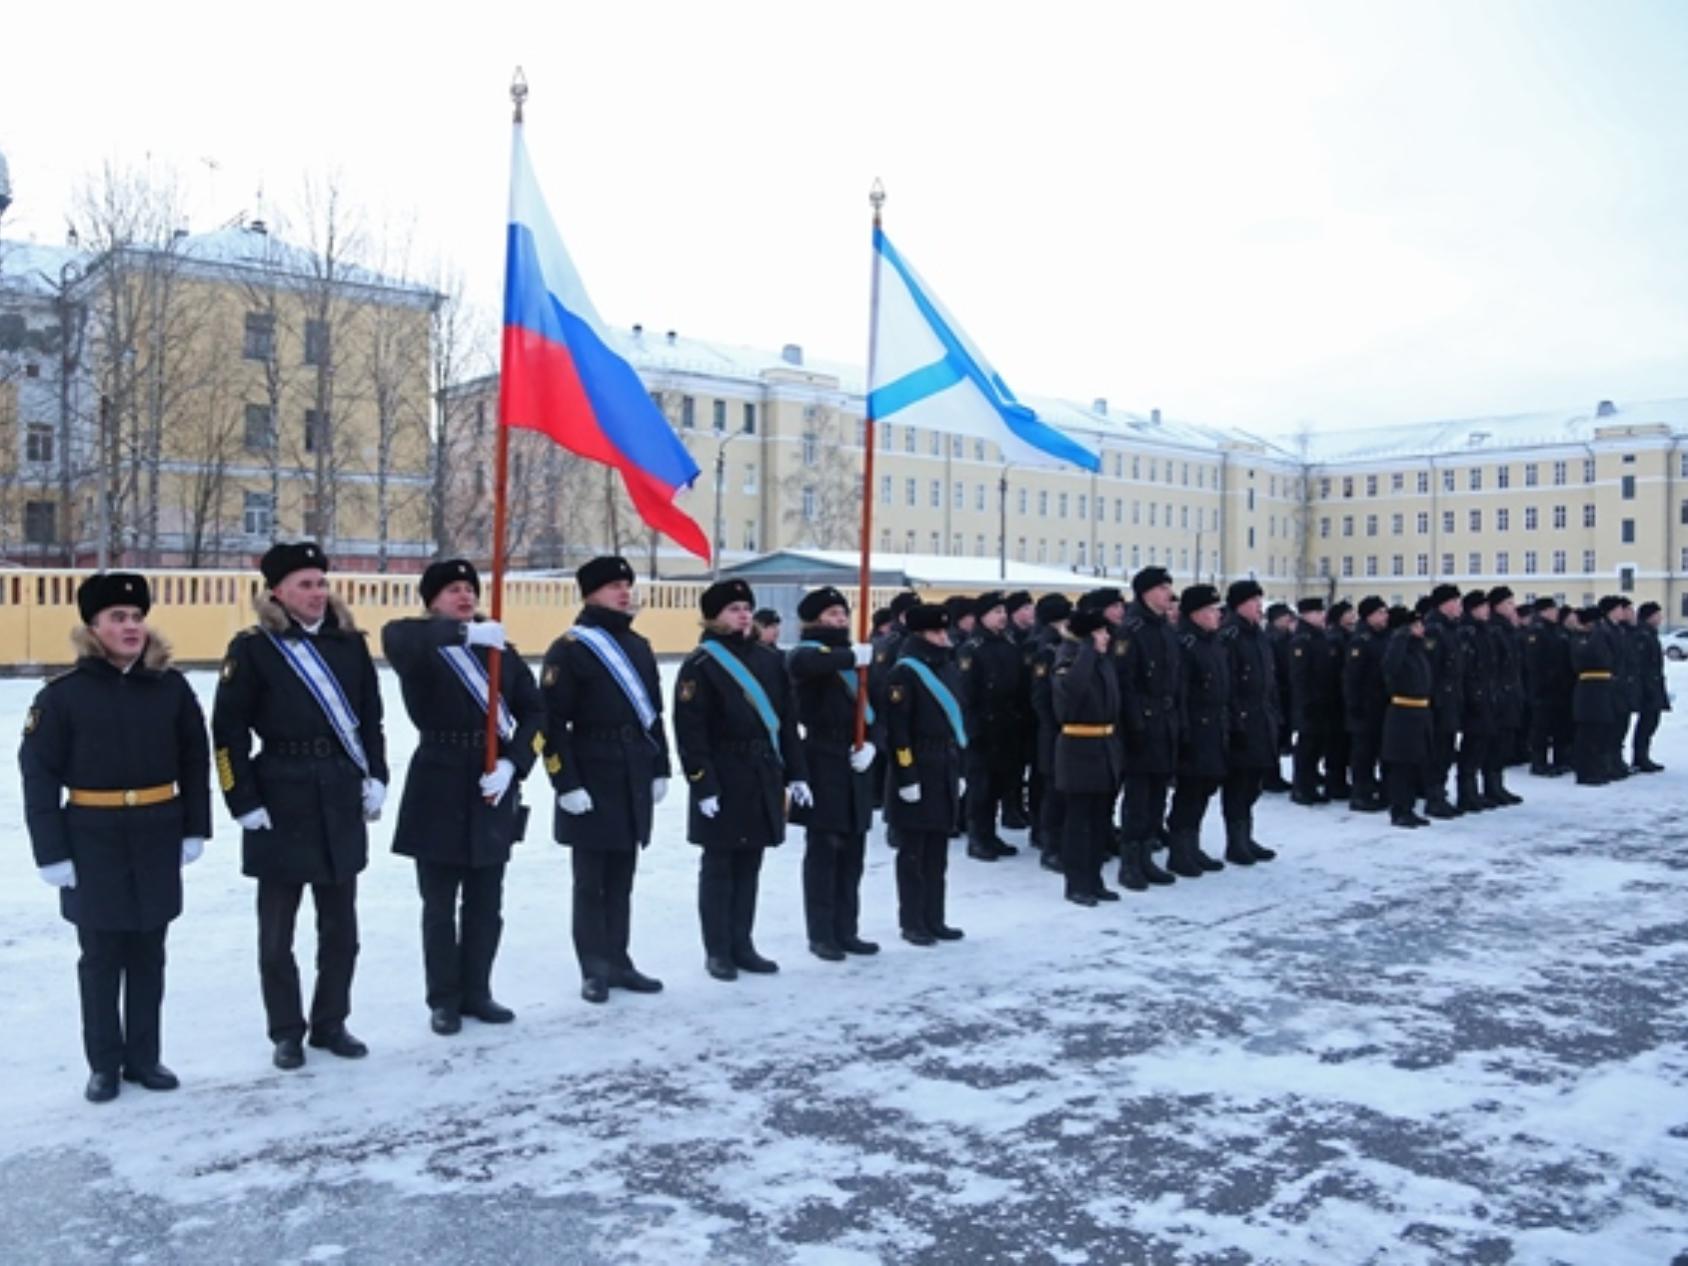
[
  {"xmin": 896, "ymin": 747, "xmax": 914, "ymax": 768},
  {"xmin": 220, "ymin": 658, "xmax": 236, "ymax": 683},
  {"xmin": 23, "ymin": 707, "xmax": 39, "ymax": 736},
  {"xmin": 889, "ymin": 684, "xmax": 906, "ymax": 704},
  {"xmin": 679, "ymin": 677, "xmax": 697, "ymax": 703},
  {"xmin": 543, "ymin": 664, "xmax": 559, "ymax": 688}
]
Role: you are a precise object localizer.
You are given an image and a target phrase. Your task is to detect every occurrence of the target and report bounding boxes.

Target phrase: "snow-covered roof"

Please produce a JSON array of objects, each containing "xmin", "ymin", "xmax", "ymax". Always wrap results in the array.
[
  {"xmin": 1291, "ymin": 398, "xmax": 1688, "ymax": 465},
  {"xmin": 719, "ymin": 548, "xmax": 1099, "ymax": 589},
  {"xmin": 0, "ymin": 240, "xmax": 84, "ymax": 297}
]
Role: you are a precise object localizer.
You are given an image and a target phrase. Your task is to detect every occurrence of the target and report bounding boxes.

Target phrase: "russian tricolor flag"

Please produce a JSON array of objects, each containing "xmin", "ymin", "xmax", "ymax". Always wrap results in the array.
[{"xmin": 500, "ymin": 127, "xmax": 709, "ymax": 559}]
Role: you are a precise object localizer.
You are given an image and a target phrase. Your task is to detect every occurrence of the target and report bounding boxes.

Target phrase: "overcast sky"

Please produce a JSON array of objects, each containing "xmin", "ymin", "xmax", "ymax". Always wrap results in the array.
[{"xmin": 3, "ymin": 0, "xmax": 1685, "ymax": 433}]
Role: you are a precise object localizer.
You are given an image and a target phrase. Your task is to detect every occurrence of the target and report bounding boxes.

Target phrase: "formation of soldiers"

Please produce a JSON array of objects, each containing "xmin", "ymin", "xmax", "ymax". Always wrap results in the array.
[{"xmin": 18, "ymin": 548, "xmax": 1672, "ymax": 1103}]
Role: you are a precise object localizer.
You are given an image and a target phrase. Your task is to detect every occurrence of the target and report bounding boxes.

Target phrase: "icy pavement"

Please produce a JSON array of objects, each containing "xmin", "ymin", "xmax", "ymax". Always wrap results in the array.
[{"xmin": 2, "ymin": 662, "xmax": 1688, "ymax": 1265}]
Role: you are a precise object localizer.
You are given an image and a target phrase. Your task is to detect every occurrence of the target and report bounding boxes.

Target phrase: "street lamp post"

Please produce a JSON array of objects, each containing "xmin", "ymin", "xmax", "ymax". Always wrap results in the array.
[{"xmin": 711, "ymin": 425, "xmax": 749, "ymax": 580}]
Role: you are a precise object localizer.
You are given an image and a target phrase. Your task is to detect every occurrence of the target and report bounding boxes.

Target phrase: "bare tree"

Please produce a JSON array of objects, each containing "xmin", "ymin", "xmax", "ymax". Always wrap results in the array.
[{"xmin": 778, "ymin": 401, "xmax": 860, "ymax": 549}]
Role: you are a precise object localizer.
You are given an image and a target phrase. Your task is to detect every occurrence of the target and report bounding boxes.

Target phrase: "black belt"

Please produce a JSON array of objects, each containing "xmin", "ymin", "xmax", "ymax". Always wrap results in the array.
[
  {"xmin": 420, "ymin": 730, "xmax": 489, "ymax": 749},
  {"xmin": 266, "ymin": 737, "xmax": 341, "ymax": 759},
  {"xmin": 574, "ymin": 724, "xmax": 649, "ymax": 743}
]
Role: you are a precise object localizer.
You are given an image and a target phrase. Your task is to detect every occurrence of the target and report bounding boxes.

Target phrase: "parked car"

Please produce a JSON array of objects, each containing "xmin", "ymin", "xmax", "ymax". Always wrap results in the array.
[{"xmin": 1665, "ymin": 630, "xmax": 1688, "ymax": 661}]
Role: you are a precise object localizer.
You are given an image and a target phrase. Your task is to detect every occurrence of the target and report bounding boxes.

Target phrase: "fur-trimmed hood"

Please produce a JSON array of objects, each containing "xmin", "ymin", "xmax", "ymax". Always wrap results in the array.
[
  {"xmin": 253, "ymin": 590, "xmax": 360, "ymax": 636},
  {"xmin": 70, "ymin": 624, "xmax": 175, "ymax": 672}
]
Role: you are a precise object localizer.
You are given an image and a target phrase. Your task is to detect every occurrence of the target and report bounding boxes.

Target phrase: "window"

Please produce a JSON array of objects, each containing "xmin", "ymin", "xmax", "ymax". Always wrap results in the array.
[
  {"xmin": 680, "ymin": 396, "xmax": 695, "ymax": 429},
  {"xmin": 1417, "ymin": 471, "xmax": 1430, "ymax": 494},
  {"xmin": 952, "ymin": 483, "xmax": 964, "ymax": 510},
  {"xmin": 1319, "ymin": 477, "xmax": 1331, "ymax": 498},
  {"xmin": 1443, "ymin": 469, "xmax": 1455, "ymax": 492},
  {"xmin": 1319, "ymin": 557, "xmax": 1331, "ymax": 578},
  {"xmin": 1132, "ymin": 456, "xmax": 1141, "ymax": 479},
  {"xmin": 744, "ymin": 464, "xmax": 758, "ymax": 494},
  {"xmin": 1342, "ymin": 515, "xmax": 1354, "ymax": 537},
  {"xmin": 929, "ymin": 431, "xmax": 941, "ymax": 456},
  {"xmin": 1442, "ymin": 553, "xmax": 1455, "ymax": 575},
  {"xmin": 303, "ymin": 319, "xmax": 330, "ymax": 367},
  {"xmin": 1620, "ymin": 566, "xmax": 1635, "ymax": 592},
  {"xmin": 1497, "ymin": 466, "xmax": 1510, "ymax": 489},
  {"xmin": 1621, "ymin": 519, "xmax": 1635, "ymax": 544},
  {"xmin": 975, "ymin": 485, "xmax": 987, "ymax": 512},
  {"xmin": 1097, "ymin": 497, "xmax": 1106, "ymax": 522},
  {"xmin": 1366, "ymin": 514, "xmax": 1378, "ymax": 537},
  {"xmin": 1468, "ymin": 552, "xmax": 1482, "ymax": 575},
  {"xmin": 1366, "ymin": 475, "xmax": 1378, "ymax": 496},
  {"xmin": 1131, "ymin": 500, "xmax": 1141, "ymax": 525},
  {"xmin": 1417, "ymin": 511, "xmax": 1429, "ymax": 534},
  {"xmin": 1469, "ymin": 468, "xmax": 1482, "ymax": 491},
  {"xmin": 243, "ymin": 404, "xmax": 273, "ymax": 451},
  {"xmin": 1076, "ymin": 541, "xmax": 1088, "ymax": 568},
  {"xmin": 1149, "ymin": 460, "xmax": 1158, "ymax": 481},
  {"xmin": 975, "ymin": 439, "xmax": 986, "ymax": 461},
  {"xmin": 302, "ymin": 495, "xmax": 323, "ymax": 538},
  {"xmin": 1553, "ymin": 505, "xmax": 1567, "ymax": 530},
  {"xmin": 1180, "ymin": 505, "xmax": 1189, "ymax": 530},
  {"xmin": 1525, "ymin": 506, "xmax": 1538, "ymax": 530},
  {"xmin": 905, "ymin": 478, "xmax": 917, "ymax": 506},
  {"xmin": 1018, "ymin": 488, "xmax": 1029, "ymax": 514},
  {"xmin": 1365, "ymin": 555, "xmax": 1378, "ymax": 577},
  {"xmin": 745, "ymin": 521, "xmax": 759, "ymax": 551},
  {"xmin": 742, "ymin": 403, "xmax": 756, "ymax": 435},
  {"xmin": 1525, "ymin": 463, "xmax": 1538, "ymax": 487},
  {"xmin": 1391, "ymin": 513, "xmax": 1404, "ymax": 535},
  {"xmin": 24, "ymin": 500, "xmax": 57, "ymax": 545},
  {"xmin": 1342, "ymin": 556, "xmax": 1354, "ymax": 578},
  {"xmin": 1038, "ymin": 490, "xmax": 1049, "ymax": 516},
  {"xmin": 879, "ymin": 474, "xmax": 892, "ymax": 501},
  {"xmin": 904, "ymin": 427, "xmax": 916, "ymax": 454},
  {"xmin": 801, "ymin": 486, "xmax": 816, "ymax": 521},
  {"xmin": 1131, "ymin": 544, "xmax": 1141, "ymax": 569},
  {"xmin": 1247, "ymin": 488, "xmax": 1256, "ymax": 512},
  {"xmin": 930, "ymin": 480, "xmax": 941, "ymax": 508},
  {"xmin": 242, "ymin": 312, "xmax": 275, "ymax": 360},
  {"xmin": 304, "ymin": 409, "xmax": 327, "ymax": 453},
  {"xmin": 1391, "ymin": 555, "xmax": 1404, "ymax": 576},
  {"xmin": 1584, "ymin": 549, "xmax": 1599, "ymax": 571},
  {"xmin": 708, "ymin": 400, "xmax": 725, "ymax": 432},
  {"xmin": 1319, "ymin": 517, "xmax": 1331, "ymax": 539},
  {"xmin": 1342, "ymin": 476, "xmax": 1354, "ymax": 498},
  {"xmin": 25, "ymin": 423, "xmax": 54, "ymax": 463},
  {"xmin": 1442, "ymin": 510, "xmax": 1455, "ymax": 534},
  {"xmin": 1183, "ymin": 463, "xmax": 1190, "ymax": 486},
  {"xmin": 1077, "ymin": 494, "xmax": 1088, "ymax": 519},
  {"xmin": 1552, "ymin": 550, "xmax": 1566, "ymax": 574},
  {"xmin": 801, "ymin": 433, "xmax": 817, "ymax": 467},
  {"xmin": 1496, "ymin": 551, "xmax": 1509, "ymax": 575},
  {"xmin": 1585, "ymin": 458, "xmax": 1597, "ymax": 484},
  {"xmin": 1392, "ymin": 473, "xmax": 1404, "ymax": 493},
  {"xmin": 1469, "ymin": 509, "xmax": 1482, "ymax": 532},
  {"xmin": 1621, "ymin": 475, "xmax": 1636, "ymax": 500},
  {"xmin": 1553, "ymin": 460, "xmax": 1567, "ymax": 486},
  {"xmin": 1496, "ymin": 508, "xmax": 1509, "ymax": 532},
  {"xmin": 1417, "ymin": 553, "xmax": 1430, "ymax": 576},
  {"xmin": 1524, "ymin": 550, "xmax": 1538, "ymax": 573},
  {"xmin": 930, "ymin": 531, "xmax": 941, "ymax": 552},
  {"xmin": 1581, "ymin": 504, "xmax": 1596, "ymax": 528},
  {"xmin": 1248, "ymin": 526, "xmax": 1256, "ymax": 548},
  {"xmin": 1058, "ymin": 493, "xmax": 1069, "ymax": 517},
  {"xmin": 1150, "ymin": 504, "xmax": 1159, "ymax": 528}
]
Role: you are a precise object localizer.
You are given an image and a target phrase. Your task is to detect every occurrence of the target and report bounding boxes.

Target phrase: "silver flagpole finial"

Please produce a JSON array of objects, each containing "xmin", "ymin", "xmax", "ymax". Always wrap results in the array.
[
  {"xmin": 511, "ymin": 67, "xmax": 529, "ymax": 123},
  {"xmin": 869, "ymin": 178, "xmax": 886, "ymax": 213}
]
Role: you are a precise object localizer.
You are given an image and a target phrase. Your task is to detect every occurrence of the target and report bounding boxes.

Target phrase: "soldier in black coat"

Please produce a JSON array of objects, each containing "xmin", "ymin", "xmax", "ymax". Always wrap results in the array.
[
  {"xmin": 20, "ymin": 574, "xmax": 211, "ymax": 1103},
  {"xmin": 788, "ymin": 586, "xmax": 880, "ymax": 960},
  {"xmin": 1323, "ymin": 601, "xmax": 1356, "ymax": 800},
  {"xmin": 674, "ymin": 580, "xmax": 809, "ymax": 981},
  {"xmin": 1288, "ymin": 597, "xmax": 1342, "ymax": 804},
  {"xmin": 883, "ymin": 603, "xmax": 968, "ymax": 945},
  {"xmin": 1481, "ymin": 587, "xmax": 1525, "ymax": 806},
  {"xmin": 1343, "ymin": 597, "xmax": 1390, "ymax": 812},
  {"xmin": 1264, "ymin": 603, "xmax": 1297, "ymax": 792},
  {"xmin": 1166, "ymin": 586, "xmax": 1231, "ymax": 878},
  {"xmin": 1052, "ymin": 609, "xmax": 1123, "ymax": 905},
  {"xmin": 383, "ymin": 559, "xmax": 545, "ymax": 1032},
  {"xmin": 957, "ymin": 591, "xmax": 1026, "ymax": 861},
  {"xmin": 1421, "ymin": 585, "xmax": 1465, "ymax": 817},
  {"xmin": 1572, "ymin": 599, "xmax": 1624, "ymax": 784},
  {"xmin": 1219, "ymin": 580, "xmax": 1281, "ymax": 867},
  {"xmin": 543, "ymin": 556, "xmax": 673, "ymax": 1003},
  {"xmin": 1610, "ymin": 599, "xmax": 1641, "ymax": 780},
  {"xmin": 867, "ymin": 591, "xmax": 920, "ymax": 809},
  {"xmin": 212, "ymin": 543, "xmax": 387, "ymax": 1070},
  {"xmin": 1526, "ymin": 599, "xmax": 1575, "ymax": 776},
  {"xmin": 1002, "ymin": 590, "xmax": 1038, "ymax": 833},
  {"xmin": 1453, "ymin": 590, "xmax": 1499, "ymax": 811},
  {"xmin": 1631, "ymin": 601, "xmax": 1670, "ymax": 773},
  {"xmin": 1029, "ymin": 593, "xmax": 1073, "ymax": 872},
  {"xmin": 1381, "ymin": 607, "xmax": 1435, "ymax": 828},
  {"xmin": 1114, "ymin": 569, "xmax": 1182, "ymax": 889}
]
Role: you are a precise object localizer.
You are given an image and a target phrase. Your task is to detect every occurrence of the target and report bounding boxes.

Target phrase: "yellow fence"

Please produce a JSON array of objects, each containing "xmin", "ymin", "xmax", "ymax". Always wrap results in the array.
[{"xmin": 0, "ymin": 570, "xmax": 925, "ymax": 670}]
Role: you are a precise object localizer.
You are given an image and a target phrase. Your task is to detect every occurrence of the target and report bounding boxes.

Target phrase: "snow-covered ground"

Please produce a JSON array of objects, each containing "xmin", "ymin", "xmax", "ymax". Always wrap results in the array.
[{"xmin": 3, "ymin": 659, "xmax": 1687, "ymax": 1266}]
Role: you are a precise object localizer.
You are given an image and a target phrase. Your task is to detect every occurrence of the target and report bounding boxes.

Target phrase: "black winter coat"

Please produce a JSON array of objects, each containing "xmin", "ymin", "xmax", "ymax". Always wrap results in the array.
[
  {"xmin": 1343, "ymin": 626, "xmax": 1389, "ymax": 735},
  {"xmin": 1638, "ymin": 625, "xmax": 1670, "ymax": 712},
  {"xmin": 212, "ymin": 593, "xmax": 388, "ymax": 885},
  {"xmin": 1289, "ymin": 620, "xmax": 1343, "ymax": 734},
  {"xmin": 1114, "ymin": 600, "xmax": 1183, "ymax": 776},
  {"xmin": 1270, "ymin": 626, "xmax": 1295, "ymax": 737},
  {"xmin": 1178, "ymin": 624, "xmax": 1231, "ymax": 779},
  {"xmin": 1487, "ymin": 619, "xmax": 1525, "ymax": 730},
  {"xmin": 957, "ymin": 627, "xmax": 1024, "ymax": 767},
  {"xmin": 883, "ymin": 635, "xmax": 966, "ymax": 835},
  {"xmin": 382, "ymin": 616, "xmax": 545, "ymax": 868},
  {"xmin": 1572, "ymin": 622, "xmax": 1621, "ymax": 724},
  {"xmin": 1456, "ymin": 616, "xmax": 1496, "ymax": 735},
  {"xmin": 541, "ymin": 605, "xmax": 672, "ymax": 851},
  {"xmin": 1052, "ymin": 635, "xmax": 1124, "ymax": 794},
  {"xmin": 1526, "ymin": 621, "xmax": 1574, "ymax": 714},
  {"xmin": 674, "ymin": 629, "xmax": 806, "ymax": 849},
  {"xmin": 788, "ymin": 626, "xmax": 878, "ymax": 837},
  {"xmin": 1029, "ymin": 624, "xmax": 1064, "ymax": 776},
  {"xmin": 1423, "ymin": 612, "xmax": 1465, "ymax": 736},
  {"xmin": 1221, "ymin": 614, "xmax": 1280, "ymax": 770},
  {"xmin": 20, "ymin": 631, "xmax": 212, "ymax": 931},
  {"xmin": 1614, "ymin": 624, "xmax": 1642, "ymax": 714},
  {"xmin": 1381, "ymin": 631, "xmax": 1435, "ymax": 765}
]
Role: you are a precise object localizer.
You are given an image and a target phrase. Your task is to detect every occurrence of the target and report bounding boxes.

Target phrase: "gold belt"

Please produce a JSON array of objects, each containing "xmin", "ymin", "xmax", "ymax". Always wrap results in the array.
[
  {"xmin": 67, "ymin": 783, "xmax": 178, "ymax": 809},
  {"xmin": 1062, "ymin": 723, "xmax": 1116, "ymax": 737},
  {"xmin": 1390, "ymin": 696, "xmax": 1430, "ymax": 709},
  {"xmin": 1578, "ymin": 671, "xmax": 1612, "ymax": 681}
]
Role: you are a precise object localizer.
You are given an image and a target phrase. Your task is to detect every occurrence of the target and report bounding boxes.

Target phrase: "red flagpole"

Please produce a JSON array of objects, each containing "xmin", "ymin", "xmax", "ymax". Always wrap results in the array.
[
  {"xmin": 484, "ymin": 70, "xmax": 527, "ymax": 782},
  {"xmin": 853, "ymin": 180, "xmax": 886, "ymax": 750}
]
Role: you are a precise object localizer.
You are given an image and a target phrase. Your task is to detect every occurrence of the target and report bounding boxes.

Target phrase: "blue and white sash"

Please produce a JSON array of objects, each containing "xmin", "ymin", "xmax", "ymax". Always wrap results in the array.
[
  {"xmin": 901, "ymin": 658, "xmax": 969, "ymax": 750},
  {"xmin": 697, "ymin": 640, "xmax": 784, "ymax": 765},
  {"xmin": 795, "ymin": 641, "xmax": 875, "ymax": 724},
  {"xmin": 264, "ymin": 631, "xmax": 370, "ymax": 775},
  {"xmin": 573, "ymin": 624, "xmax": 659, "ymax": 732},
  {"xmin": 438, "ymin": 645, "xmax": 516, "ymax": 742}
]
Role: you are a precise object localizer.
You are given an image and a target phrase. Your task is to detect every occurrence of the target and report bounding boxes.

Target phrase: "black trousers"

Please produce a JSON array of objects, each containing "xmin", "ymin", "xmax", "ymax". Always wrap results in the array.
[
  {"xmin": 572, "ymin": 847, "xmax": 639, "ymax": 980},
  {"xmin": 1061, "ymin": 792, "xmax": 1111, "ymax": 897},
  {"xmin": 1120, "ymin": 773, "xmax": 1170, "ymax": 843},
  {"xmin": 1221, "ymin": 767, "xmax": 1265, "ymax": 825},
  {"xmin": 1531, "ymin": 705, "xmax": 1571, "ymax": 768},
  {"xmin": 1633, "ymin": 706, "xmax": 1662, "ymax": 764},
  {"xmin": 1429, "ymin": 730, "xmax": 1457, "ymax": 802},
  {"xmin": 1350, "ymin": 727, "xmax": 1382, "ymax": 800},
  {"xmin": 698, "ymin": 846, "xmax": 765, "ymax": 960},
  {"xmin": 1457, "ymin": 730, "xmax": 1489, "ymax": 794},
  {"xmin": 1292, "ymin": 728, "xmax": 1329, "ymax": 796},
  {"xmin": 1385, "ymin": 762, "xmax": 1422, "ymax": 816},
  {"xmin": 415, "ymin": 859, "xmax": 505, "ymax": 1008},
  {"xmin": 803, "ymin": 830, "xmax": 865, "ymax": 947},
  {"xmin": 1167, "ymin": 774, "xmax": 1220, "ymax": 833},
  {"xmin": 77, "ymin": 925, "xmax": 167, "ymax": 1075},
  {"xmin": 1026, "ymin": 767, "xmax": 1045, "ymax": 842},
  {"xmin": 1038, "ymin": 780, "xmax": 1067, "ymax": 855},
  {"xmin": 257, "ymin": 877, "xmax": 358, "ymax": 1043},
  {"xmin": 965, "ymin": 750, "xmax": 1014, "ymax": 842},
  {"xmin": 891, "ymin": 829, "xmax": 949, "ymax": 934},
  {"xmin": 1325, "ymin": 728, "xmax": 1352, "ymax": 793},
  {"xmin": 1610, "ymin": 711, "xmax": 1634, "ymax": 774}
]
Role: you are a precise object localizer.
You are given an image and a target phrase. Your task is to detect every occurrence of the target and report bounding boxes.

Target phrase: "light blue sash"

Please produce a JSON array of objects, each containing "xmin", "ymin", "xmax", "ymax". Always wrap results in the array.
[
  {"xmin": 697, "ymin": 640, "xmax": 784, "ymax": 764},
  {"xmin": 438, "ymin": 645, "xmax": 516, "ymax": 741},
  {"xmin": 573, "ymin": 624, "xmax": 659, "ymax": 731},
  {"xmin": 264, "ymin": 631, "xmax": 370, "ymax": 775},
  {"xmin": 901, "ymin": 658, "xmax": 968, "ymax": 750},
  {"xmin": 795, "ymin": 641, "xmax": 875, "ymax": 724}
]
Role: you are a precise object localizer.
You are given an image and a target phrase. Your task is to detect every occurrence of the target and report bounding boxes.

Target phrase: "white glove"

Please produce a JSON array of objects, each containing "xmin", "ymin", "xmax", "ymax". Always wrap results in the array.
[
  {"xmin": 237, "ymin": 806, "xmax": 273, "ymax": 831},
  {"xmin": 362, "ymin": 779, "xmax": 387, "ymax": 820},
  {"xmin": 852, "ymin": 643, "xmax": 874, "ymax": 668},
  {"xmin": 699, "ymin": 795, "xmax": 721, "ymax": 818},
  {"xmin": 181, "ymin": 837, "xmax": 205, "ymax": 867},
  {"xmin": 464, "ymin": 620, "xmax": 507, "ymax": 650},
  {"xmin": 39, "ymin": 860, "xmax": 77, "ymax": 888},
  {"xmin": 789, "ymin": 781, "xmax": 814, "ymax": 808},
  {"xmin": 558, "ymin": 788, "xmax": 594, "ymax": 815},
  {"xmin": 850, "ymin": 742, "xmax": 877, "ymax": 773},
  {"xmin": 480, "ymin": 758, "xmax": 516, "ymax": 806},
  {"xmin": 958, "ymin": 777, "xmax": 968, "ymax": 798},
  {"xmin": 898, "ymin": 783, "xmax": 922, "ymax": 804},
  {"xmin": 652, "ymin": 777, "xmax": 669, "ymax": 805}
]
